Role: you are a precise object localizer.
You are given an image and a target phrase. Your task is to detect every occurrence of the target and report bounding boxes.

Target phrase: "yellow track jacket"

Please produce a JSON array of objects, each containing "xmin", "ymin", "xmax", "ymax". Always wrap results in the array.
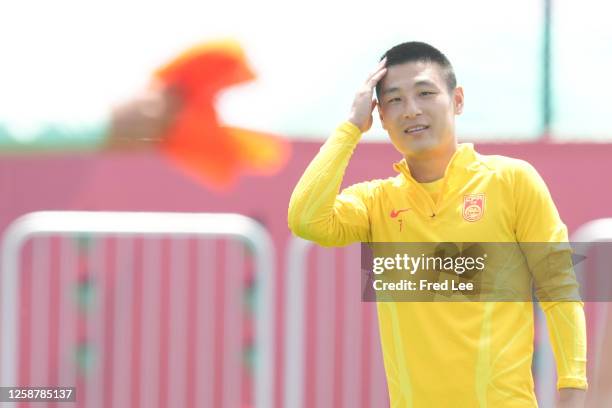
[{"xmin": 288, "ymin": 122, "xmax": 587, "ymax": 407}]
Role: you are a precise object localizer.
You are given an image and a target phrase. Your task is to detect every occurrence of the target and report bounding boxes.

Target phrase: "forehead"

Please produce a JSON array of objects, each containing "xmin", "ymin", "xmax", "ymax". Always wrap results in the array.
[{"xmin": 380, "ymin": 61, "xmax": 446, "ymax": 92}]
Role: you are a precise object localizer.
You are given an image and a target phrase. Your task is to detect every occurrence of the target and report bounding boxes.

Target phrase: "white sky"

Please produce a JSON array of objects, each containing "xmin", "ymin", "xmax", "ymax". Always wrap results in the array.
[{"xmin": 0, "ymin": 0, "xmax": 610, "ymax": 141}]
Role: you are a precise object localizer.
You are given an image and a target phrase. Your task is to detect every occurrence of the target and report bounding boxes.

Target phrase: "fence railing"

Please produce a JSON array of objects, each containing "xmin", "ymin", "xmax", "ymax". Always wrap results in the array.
[
  {"xmin": 284, "ymin": 238, "xmax": 389, "ymax": 408},
  {"xmin": 0, "ymin": 211, "xmax": 275, "ymax": 408}
]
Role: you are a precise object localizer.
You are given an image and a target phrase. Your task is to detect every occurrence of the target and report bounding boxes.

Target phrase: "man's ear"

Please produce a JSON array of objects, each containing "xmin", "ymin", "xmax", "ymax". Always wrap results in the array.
[{"xmin": 453, "ymin": 86, "xmax": 464, "ymax": 115}]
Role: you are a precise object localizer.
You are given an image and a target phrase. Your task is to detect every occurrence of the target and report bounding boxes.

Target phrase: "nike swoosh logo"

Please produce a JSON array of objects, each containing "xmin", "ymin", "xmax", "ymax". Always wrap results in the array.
[{"xmin": 390, "ymin": 208, "xmax": 411, "ymax": 218}]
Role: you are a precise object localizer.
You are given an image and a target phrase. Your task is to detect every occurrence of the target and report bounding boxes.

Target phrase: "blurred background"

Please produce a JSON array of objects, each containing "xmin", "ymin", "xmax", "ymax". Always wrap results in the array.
[
  {"xmin": 0, "ymin": 0, "xmax": 611, "ymax": 407},
  {"xmin": 2, "ymin": 0, "xmax": 612, "ymax": 141}
]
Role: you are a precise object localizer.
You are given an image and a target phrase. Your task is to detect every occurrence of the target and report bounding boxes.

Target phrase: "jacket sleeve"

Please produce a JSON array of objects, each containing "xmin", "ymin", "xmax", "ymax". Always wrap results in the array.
[
  {"xmin": 512, "ymin": 160, "xmax": 587, "ymax": 389},
  {"xmin": 541, "ymin": 301, "xmax": 588, "ymax": 390},
  {"xmin": 287, "ymin": 121, "xmax": 374, "ymax": 247}
]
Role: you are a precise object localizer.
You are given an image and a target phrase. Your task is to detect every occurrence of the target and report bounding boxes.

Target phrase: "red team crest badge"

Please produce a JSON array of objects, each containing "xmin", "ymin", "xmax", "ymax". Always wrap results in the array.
[{"xmin": 463, "ymin": 193, "xmax": 485, "ymax": 222}]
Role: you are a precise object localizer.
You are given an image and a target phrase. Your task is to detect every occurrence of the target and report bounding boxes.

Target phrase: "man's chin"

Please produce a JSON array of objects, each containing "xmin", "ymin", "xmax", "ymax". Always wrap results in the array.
[{"xmin": 403, "ymin": 140, "xmax": 440, "ymax": 156}]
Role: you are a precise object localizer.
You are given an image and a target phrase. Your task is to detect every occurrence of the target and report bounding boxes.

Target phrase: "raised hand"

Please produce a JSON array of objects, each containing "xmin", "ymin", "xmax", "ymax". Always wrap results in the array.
[{"xmin": 348, "ymin": 58, "xmax": 387, "ymax": 133}]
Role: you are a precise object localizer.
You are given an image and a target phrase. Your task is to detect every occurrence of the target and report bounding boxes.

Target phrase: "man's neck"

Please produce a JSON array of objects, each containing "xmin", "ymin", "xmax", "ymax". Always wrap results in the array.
[{"xmin": 405, "ymin": 144, "xmax": 458, "ymax": 183}]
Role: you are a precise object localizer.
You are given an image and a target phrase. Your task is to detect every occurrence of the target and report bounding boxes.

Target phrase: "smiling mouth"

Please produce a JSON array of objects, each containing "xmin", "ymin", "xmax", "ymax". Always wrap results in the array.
[{"xmin": 404, "ymin": 125, "xmax": 429, "ymax": 134}]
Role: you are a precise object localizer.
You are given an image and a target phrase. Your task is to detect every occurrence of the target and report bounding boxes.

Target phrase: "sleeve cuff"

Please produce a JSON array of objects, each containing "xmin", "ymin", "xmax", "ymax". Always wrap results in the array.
[
  {"xmin": 558, "ymin": 377, "xmax": 588, "ymax": 390},
  {"xmin": 338, "ymin": 121, "xmax": 362, "ymax": 140}
]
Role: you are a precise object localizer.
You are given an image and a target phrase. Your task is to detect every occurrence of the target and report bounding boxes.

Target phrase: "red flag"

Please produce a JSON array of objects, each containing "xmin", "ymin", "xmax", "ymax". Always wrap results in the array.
[{"xmin": 155, "ymin": 40, "xmax": 290, "ymax": 190}]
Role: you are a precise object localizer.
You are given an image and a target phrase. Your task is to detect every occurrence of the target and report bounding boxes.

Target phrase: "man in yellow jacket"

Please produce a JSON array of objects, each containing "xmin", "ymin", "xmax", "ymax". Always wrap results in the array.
[{"xmin": 288, "ymin": 42, "xmax": 587, "ymax": 407}]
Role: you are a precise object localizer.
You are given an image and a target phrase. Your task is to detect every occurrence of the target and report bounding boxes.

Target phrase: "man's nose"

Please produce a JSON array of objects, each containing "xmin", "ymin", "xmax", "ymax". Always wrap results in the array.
[{"xmin": 402, "ymin": 98, "xmax": 422, "ymax": 118}]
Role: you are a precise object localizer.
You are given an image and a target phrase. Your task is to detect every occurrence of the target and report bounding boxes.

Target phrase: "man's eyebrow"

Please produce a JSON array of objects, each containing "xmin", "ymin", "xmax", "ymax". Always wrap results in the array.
[
  {"xmin": 381, "ymin": 80, "xmax": 439, "ymax": 96},
  {"xmin": 381, "ymin": 87, "xmax": 401, "ymax": 96},
  {"xmin": 414, "ymin": 80, "xmax": 438, "ymax": 88}
]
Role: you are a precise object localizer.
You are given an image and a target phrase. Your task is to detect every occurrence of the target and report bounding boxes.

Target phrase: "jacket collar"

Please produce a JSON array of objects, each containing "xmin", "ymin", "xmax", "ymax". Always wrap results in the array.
[{"xmin": 393, "ymin": 143, "xmax": 478, "ymax": 182}]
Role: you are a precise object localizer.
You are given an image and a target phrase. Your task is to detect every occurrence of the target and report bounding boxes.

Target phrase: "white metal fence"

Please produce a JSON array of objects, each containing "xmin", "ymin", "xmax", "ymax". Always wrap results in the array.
[
  {"xmin": 284, "ymin": 238, "xmax": 389, "ymax": 408},
  {"xmin": 0, "ymin": 211, "xmax": 274, "ymax": 408}
]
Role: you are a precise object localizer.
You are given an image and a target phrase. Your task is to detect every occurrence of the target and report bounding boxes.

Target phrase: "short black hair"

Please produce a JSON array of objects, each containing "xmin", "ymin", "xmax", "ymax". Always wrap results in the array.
[{"xmin": 376, "ymin": 41, "xmax": 457, "ymax": 99}]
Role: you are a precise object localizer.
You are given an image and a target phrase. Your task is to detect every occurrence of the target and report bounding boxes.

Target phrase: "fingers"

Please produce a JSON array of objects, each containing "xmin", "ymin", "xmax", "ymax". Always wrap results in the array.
[
  {"xmin": 367, "ymin": 58, "xmax": 386, "ymax": 80},
  {"xmin": 367, "ymin": 68, "xmax": 387, "ymax": 90},
  {"xmin": 366, "ymin": 58, "xmax": 387, "ymax": 88},
  {"xmin": 347, "ymin": 58, "xmax": 387, "ymax": 132}
]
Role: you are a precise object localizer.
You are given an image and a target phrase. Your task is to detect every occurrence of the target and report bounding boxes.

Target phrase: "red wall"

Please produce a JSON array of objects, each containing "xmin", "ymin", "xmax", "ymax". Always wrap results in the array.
[{"xmin": 3, "ymin": 140, "xmax": 611, "ymax": 243}]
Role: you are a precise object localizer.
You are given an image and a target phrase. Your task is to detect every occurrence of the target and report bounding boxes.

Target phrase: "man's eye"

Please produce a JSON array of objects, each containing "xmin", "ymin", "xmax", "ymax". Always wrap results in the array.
[
  {"xmin": 387, "ymin": 97, "xmax": 401, "ymax": 103},
  {"xmin": 420, "ymin": 91, "xmax": 435, "ymax": 96}
]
